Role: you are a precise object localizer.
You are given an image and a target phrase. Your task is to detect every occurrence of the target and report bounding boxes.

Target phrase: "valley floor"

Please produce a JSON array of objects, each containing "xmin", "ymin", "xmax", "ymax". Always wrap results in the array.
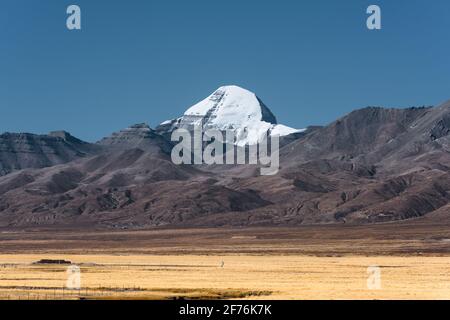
[{"xmin": 0, "ymin": 221, "xmax": 450, "ymax": 300}]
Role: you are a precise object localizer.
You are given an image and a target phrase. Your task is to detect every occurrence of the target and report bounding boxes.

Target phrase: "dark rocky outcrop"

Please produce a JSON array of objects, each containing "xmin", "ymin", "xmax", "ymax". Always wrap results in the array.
[{"xmin": 0, "ymin": 131, "xmax": 99, "ymax": 176}]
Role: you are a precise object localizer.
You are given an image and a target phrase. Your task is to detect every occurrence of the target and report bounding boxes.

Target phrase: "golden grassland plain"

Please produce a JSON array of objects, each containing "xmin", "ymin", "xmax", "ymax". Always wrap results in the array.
[{"xmin": 1, "ymin": 221, "xmax": 450, "ymax": 300}]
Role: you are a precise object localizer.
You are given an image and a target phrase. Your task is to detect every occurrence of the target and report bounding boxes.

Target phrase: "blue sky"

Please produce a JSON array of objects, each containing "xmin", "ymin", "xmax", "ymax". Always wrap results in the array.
[{"xmin": 1, "ymin": 0, "xmax": 449, "ymax": 141}]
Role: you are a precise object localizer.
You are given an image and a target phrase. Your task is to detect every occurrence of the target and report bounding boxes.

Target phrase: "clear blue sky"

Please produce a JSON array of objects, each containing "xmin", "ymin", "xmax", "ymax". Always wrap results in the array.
[{"xmin": 1, "ymin": 0, "xmax": 449, "ymax": 142}]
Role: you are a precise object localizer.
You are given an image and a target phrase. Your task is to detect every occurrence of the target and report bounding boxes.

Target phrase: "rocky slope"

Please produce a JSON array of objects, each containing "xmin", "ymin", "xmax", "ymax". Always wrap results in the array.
[
  {"xmin": 0, "ymin": 131, "xmax": 99, "ymax": 176},
  {"xmin": 97, "ymin": 123, "xmax": 173, "ymax": 155},
  {"xmin": 0, "ymin": 88, "xmax": 449, "ymax": 229}
]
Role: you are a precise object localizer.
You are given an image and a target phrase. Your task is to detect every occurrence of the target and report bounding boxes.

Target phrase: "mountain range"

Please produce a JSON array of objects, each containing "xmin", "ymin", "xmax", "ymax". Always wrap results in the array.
[{"xmin": 1, "ymin": 85, "xmax": 449, "ymax": 229}]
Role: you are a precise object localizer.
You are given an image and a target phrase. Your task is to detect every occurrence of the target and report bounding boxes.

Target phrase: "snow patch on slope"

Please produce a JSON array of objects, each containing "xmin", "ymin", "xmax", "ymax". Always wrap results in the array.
[{"xmin": 271, "ymin": 124, "xmax": 305, "ymax": 137}]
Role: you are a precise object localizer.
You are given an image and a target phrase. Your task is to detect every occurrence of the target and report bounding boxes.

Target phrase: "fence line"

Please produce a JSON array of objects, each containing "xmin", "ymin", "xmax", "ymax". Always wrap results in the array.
[{"xmin": 0, "ymin": 285, "xmax": 145, "ymax": 300}]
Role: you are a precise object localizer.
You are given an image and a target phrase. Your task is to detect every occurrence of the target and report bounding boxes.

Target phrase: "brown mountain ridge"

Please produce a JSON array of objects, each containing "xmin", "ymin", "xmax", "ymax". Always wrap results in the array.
[{"xmin": 1, "ymin": 98, "xmax": 450, "ymax": 229}]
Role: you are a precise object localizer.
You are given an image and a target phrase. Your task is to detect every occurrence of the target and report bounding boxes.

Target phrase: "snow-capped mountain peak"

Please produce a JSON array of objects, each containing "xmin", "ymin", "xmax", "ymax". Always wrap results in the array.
[
  {"xmin": 184, "ymin": 85, "xmax": 276, "ymax": 123},
  {"xmin": 157, "ymin": 85, "xmax": 303, "ymax": 146}
]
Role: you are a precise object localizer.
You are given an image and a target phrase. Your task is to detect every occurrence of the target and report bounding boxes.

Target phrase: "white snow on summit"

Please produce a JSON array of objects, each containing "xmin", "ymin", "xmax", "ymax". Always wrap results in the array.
[
  {"xmin": 186, "ymin": 85, "xmax": 263, "ymax": 118},
  {"xmin": 159, "ymin": 85, "xmax": 303, "ymax": 146}
]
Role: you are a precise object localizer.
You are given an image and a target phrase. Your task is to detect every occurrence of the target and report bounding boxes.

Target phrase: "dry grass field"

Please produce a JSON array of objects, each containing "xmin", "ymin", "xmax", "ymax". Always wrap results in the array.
[
  {"xmin": 1, "ymin": 254, "xmax": 450, "ymax": 300},
  {"xmin": 1, "ymin": 221, "xmax": 450, "ymax": 300}
]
